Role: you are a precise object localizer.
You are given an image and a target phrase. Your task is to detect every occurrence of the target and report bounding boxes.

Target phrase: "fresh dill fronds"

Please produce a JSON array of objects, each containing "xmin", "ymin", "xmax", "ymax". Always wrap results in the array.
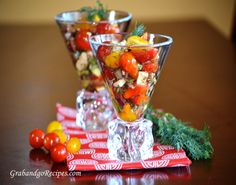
[
  {"xmin": 79, "ymin": 0, "xmax": 107, "ymax": 22},
  {"xmin": 131, "ymin": 23, "xmax": 145, "ymax": 36},
  {"xmin": 144, "ymin": 106, "xmax": 214, "ymax": 160}
]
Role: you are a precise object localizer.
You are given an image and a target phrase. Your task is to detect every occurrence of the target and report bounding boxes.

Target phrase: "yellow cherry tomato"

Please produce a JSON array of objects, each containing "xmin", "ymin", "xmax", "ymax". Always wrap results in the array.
[
  {"xmin": 53, "ymin": 130, "xmax": 67, "ymax": 144},
  {"xmin": 119, "ymin": 103, "xmax": 137, "ymax": 122},
  {"xmin": 104, "ymin": 51, "xmax": 120, "ymax": 69},
  {"xmin": 93, "ymin": 14, "xmax": 101, "ymax": 22},
  {"xmin": 47, "ymin": 121, "xmax": 63, "ymax": 133},
  {"xmin": 127, "ymin": 36, "xmax": 149, "ymax": 46},
  {"xmin": 66, "ymin": 137, "xmax": 81, "ymax": 154}
]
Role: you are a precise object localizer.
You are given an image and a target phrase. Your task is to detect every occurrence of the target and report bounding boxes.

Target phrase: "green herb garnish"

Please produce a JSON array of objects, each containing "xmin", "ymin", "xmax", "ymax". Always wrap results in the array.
[
  {"xmin": 131, "ymin": 23, "xmax": 145, "ymax": 36},
  {"xmin": 144, "ymin": 106, "xmax": 214, "ymax": 160},
  {"xmin": 79, "ymin": 0, "xmax": 107, "ymax": 22},
  {"xmin": 126, "ymin": 78, "xmax": 135, "ymax": 83}
]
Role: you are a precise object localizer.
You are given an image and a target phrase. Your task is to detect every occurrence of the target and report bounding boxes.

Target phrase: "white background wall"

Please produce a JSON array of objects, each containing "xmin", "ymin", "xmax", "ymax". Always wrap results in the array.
[{"xmin": 0, "ymin": 0, "xmax": 235, "ymax": 38}]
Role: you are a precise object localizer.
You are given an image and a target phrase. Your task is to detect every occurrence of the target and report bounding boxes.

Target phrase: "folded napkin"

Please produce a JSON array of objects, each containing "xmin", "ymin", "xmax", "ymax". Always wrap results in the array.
[{"xmin": 56, "ymin": 104, "xmax": 191, "ymax": 171}]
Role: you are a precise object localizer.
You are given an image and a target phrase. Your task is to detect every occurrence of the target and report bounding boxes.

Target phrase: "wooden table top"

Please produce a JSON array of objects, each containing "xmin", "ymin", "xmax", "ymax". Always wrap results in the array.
[{"xmin": 0, "ymin": 19, "xmax": 236, "ymax": 185}]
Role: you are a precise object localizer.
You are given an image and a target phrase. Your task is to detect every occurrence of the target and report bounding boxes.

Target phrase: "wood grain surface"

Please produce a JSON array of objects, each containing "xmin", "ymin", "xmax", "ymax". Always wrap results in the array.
[{"xmin": 0, "ymin": 19, "xmax": 235, "ymax": 185}]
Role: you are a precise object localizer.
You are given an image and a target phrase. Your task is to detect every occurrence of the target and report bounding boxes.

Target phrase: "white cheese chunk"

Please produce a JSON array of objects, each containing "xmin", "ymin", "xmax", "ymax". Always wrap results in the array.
[
  {"xmin": 137, "ymin": 71, "xmax": 149, "ymax": 85},
  {"xmin": 76, "ymin": 52, "xmax": 88, "ymax": 71},
  {"xmin": 113, "ymin": 78, "xmax": 126, "ymax": 87},
  {"xmin": 149, "ymin": 34, "xmax": 155, "ymax": 44}
]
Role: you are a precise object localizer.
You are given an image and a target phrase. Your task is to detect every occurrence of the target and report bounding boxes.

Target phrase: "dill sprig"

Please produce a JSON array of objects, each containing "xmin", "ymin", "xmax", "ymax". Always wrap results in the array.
[
  {"xmin": 131, "ymin": 23, "xmax": 145, "ymax": 36},
  {"xmin": 79, "ymin": 0, "xmax": 107, "ymax": 21},
  {"xmin": 144, "ymin": 107, "xmax": 214, "ymax": 160}
]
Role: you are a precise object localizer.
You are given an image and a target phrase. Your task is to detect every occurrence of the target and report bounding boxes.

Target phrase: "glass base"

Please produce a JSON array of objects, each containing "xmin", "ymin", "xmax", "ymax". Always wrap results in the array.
[
  {"xmin": 107, "ymin": 118, "xmax": 154, "ymax": 161},
  {"xmin": 76, "ymin": 89, "xmax": 115, "ymax": 130}
]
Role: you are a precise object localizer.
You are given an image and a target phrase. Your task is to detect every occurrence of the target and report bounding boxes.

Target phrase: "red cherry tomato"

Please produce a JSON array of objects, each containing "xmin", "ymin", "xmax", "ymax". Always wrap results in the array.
[
  {"xmin": 103, "ymin": 67, "xmax": 114, "ymax": 80},
  {"xmin": 142, "ymin": 62, "xmax": 159, "ymax": 73},
  {"xmin": 124, "ymin": 85, "xmax": 148, "ymax": 99},
  {"xmin": 97, "ymin": 44, "xmax": 111, "ymax": 63},
  {"xmin": 43, "ymin": 133, "xmax": 60, "ymax": 151},
  {"xmin": 131, "ymin": 95, "xmax": 149, "ymax": 105},
  {"xmin": 131, "ymin": 48, "xmax": 158, "ymax": 63},
  {"xmin": 29, "ymin": 129, "xmax": 45, "ymax": 149},
  {"xmin": 120, "ymin": 52, "xmax": 138, "ymax": 79},
  {"xmin": 96, "ymin": 23, "xmax": 120, "ymax": 34},
  {"xmin": 75, "ymin": 30, "xmax": 91, "ymax": 51},
  {"xmin": 50, "ymin": 143, "xmax": 67, "ymax": 163}
]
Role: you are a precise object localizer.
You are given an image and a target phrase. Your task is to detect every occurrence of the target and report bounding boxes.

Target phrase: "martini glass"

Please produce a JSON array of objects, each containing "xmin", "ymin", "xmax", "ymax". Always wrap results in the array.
[
  {"xmin": 55, "ymin": 10, "xmax": 132, "ymax": 130},
  {"xmin": 90, "ymin": 33, "xmax": 173, "ymax": 161}
]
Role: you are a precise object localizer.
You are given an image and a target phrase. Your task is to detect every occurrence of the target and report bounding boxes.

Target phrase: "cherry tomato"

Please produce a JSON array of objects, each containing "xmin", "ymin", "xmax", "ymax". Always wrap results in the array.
[
  {"xmin": 119, "ymin": 103, "xmax": 137, "ymax": 122},
  {"xmin": 50, "ymin": 143, "xmax": 67, "ymax": 163},
  {"xmin": 97, "ymin": 44, "xmax": 111, "ymax": 63},
  {"xmin": 131, "ymin": 95, "xmax": 149, "ymax": 105},
  {"xmin": 29, "ymin": 129, "xmax": 45, "ymax": 149},
  {"xmin": 75, "ymin": 30, "xmax": 91, "ymax": 51},
  {"xmin": 66, "ymin": 137, "xmax": 81, "ymax": 154},
  {"xmin": 103, "ymin": 67, "xmax": 114, "ymax": 80},
  {"xmin": 53, "ymin": 130, "xmax": 67, "ymax": 144},
  {"xmin": 44, "ymin": 133, "xmax": 60, "ymax": 151},
  {"xmin": 96, "ymin": 23, "xmax": 120, "ymax": 34},
  {"xmin": 120, "ymin": 52, "xmax": 138, "ymax": 79},
  {"xmin": 131, "ymin": 48, "xmax": 158, "ymax": 63},
  {"xmin": 127, "ymin": 36, "xmax": 149, "ymax": 45},
  {"xmin": 123, "ymin": 85, "xmax": 148, "ymax": 99},
  {"xmin": 142, "ymin": 62, "xmax": 159, "ymax": 73},
  {"xmin": 47, "ymin": 121, "xmax": 63, "ymax": 133},
  {"xmin": 104, "ymin": 51, "xmax": 120, "ymax": 69}
]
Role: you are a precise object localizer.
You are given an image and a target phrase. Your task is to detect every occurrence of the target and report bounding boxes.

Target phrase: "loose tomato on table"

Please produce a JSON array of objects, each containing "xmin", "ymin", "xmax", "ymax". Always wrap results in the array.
[
  {"xmin": 66, "ymin": 137, "xmax": 81, "ymax": 154},
  {"xmin": 47, "ymin": 121, "xmax": 63, "ymax": 133},
  {"xmin": 44, "ymin": 133, "xmax": 60, "ymax": 151},
  {"xmin": 29, "ymin": 129, "xmax": 45, "ymax": 149},
  {"xmin": 52, "ymin": 130, "xmax": 67, "ymax": 144},
  {"xmin": 120, "ymin": 52, "xmax": 138, "ymax": 79},
  {"xmin": 50, "ymin": 143, "xmax": 67, "ymax": 163},
  {"xmin": 96, "ymin": 23, "xmax": 120, "ymax": 34},
  {"xmin": 75, "ymin": 30, "xmax": 91, "ymax": 51}
]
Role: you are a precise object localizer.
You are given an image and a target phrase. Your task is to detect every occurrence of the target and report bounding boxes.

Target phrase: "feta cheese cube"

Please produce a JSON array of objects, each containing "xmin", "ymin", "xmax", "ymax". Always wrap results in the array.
[
  {"xmin": 76, "ymin": 52, "xmax": 88, "ymax": 71},
  {"xmin": 113, "ymin": 78, "xmax": 126, "ymax": 87},
  {"xmin": 137, "ymin": 71, "xmax": 149, "ymax": 85}
]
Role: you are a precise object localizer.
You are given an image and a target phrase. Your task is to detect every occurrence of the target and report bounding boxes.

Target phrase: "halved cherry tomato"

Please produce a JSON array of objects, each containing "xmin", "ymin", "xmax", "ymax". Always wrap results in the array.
[
  {"xmin": 44, "ymin": 133, "xmax": 60, "ymax": 151},
  {"xmin": 119, "ymin": 103, "xmax": 137, "ymax": 122},
  {"xmin": 131, "ymin": 48, "xmax": 158, "ymax": 63},
  {"xmin": 29, "ymin": 129, "xmax": 45, "ymax": 149},
  {"xmin": 75, "ymin": 30, "xmax": 91, "ymax": 51},
  {"xmin": 96, "ymin": 23, "xmax": 120, "ymax": 34},
  {"xmin": 50, "ymin": 143, "xmax": 67, "ymax": 163},
  {"xmin": 127, "ymin": 36, "xmax": 149, "ymax": 45},
  {"xmin": 131, "ymin": 95, "xmax": 149, "ymax": 105},
  {"xmin": 97, "ymin": 44, "xmax": 111, "ymax": 63},
  {"xmin": 104, "ymin": 51, "xmax": 120, "ymax": 68},
  {"xmin": 142, "ymin": 62, "xmax": 158, "ymax": 73},
  {"xmin": 120, "ymin": 52, "xmax": 138, "ymax": 79},
  {"xmin": 103, "ymin": 67, "xmax": 114, "ymax": 80},
  {"xmin": 123, "ymin": 85, "xmax": 148, "ymax": 99}
]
